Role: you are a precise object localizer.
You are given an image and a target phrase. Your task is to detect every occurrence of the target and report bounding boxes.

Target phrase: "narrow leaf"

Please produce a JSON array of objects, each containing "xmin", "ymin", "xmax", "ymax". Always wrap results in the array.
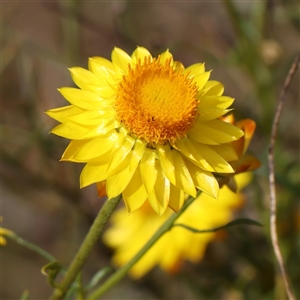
[{"xmin": 173, "ymin": 218, "xmax": 262, "ymax": 234}]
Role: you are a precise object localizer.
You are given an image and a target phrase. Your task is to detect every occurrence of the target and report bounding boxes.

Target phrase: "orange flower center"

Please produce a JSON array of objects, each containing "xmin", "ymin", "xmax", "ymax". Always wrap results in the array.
[{"xmin": 115, "ymin": 56, "xmax": 199, "ymax": 144}]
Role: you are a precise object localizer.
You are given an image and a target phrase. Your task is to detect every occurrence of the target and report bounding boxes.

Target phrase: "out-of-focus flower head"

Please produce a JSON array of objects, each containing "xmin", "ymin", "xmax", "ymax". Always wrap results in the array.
[
  {"xmin": 47, "ymin": 46, "xmax": 244, "ymax": 215},
  {"xmin": 216, "ymin": 114, "xmax": 261, "ymax": 192},
  {"xmin": 103, "ymin": 173, "xmax": 252, "ymax": 279},
  {"xmin": 0, "ymin": 217, "xmax": 14, "ymax": 246}
]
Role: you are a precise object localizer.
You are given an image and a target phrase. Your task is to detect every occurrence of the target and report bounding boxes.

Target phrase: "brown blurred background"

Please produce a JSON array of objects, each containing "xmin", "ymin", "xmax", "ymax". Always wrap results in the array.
[{"xmin": 1, "ymin": 1, "xmax": 299, "ymax": 299}]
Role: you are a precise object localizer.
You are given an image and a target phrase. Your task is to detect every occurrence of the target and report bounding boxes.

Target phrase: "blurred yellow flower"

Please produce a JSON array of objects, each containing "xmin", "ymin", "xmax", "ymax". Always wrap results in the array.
[
  {"xmin": 103, "ymin": 173, "xmax": 252, "ymax": 278},
  {"xmin": 47, "ymin": 46, "xmax": 243, "ymax": 215},
  {"xmin": 0, "ymin": 217, "xmax": 14, "ymax": 246}
]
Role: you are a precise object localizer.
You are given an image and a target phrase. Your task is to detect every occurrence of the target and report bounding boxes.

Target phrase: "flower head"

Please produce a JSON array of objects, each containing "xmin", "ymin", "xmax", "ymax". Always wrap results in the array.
[
  {"xmin": 103, "ymin": 173, "xmax": 252, "ymax": 278},
  {"xmin": 47, "ymin": 47, "xmax": 243, "ymax": 215}
]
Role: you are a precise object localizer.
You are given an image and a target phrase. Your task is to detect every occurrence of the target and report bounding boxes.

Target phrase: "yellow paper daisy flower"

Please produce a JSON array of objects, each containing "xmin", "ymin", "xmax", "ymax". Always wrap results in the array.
[
  {"xmin": 47, "ymin": 47, "xmax": 244, "ymax": 215},
  {"xmin": 103, "ymin": 173, "xmax": 252, "ymax": 278}
]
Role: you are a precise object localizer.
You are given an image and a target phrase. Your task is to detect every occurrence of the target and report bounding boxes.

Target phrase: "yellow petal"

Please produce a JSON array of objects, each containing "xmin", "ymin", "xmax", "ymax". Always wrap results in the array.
[
  {"xmin": 172, "ymin": 151, "xmax": 196, "ymax": 197},
  {"xmin": 46, "ymin": 105, "xmax": 83, "ymax": 123},
  {"xmin": 52, "ymin": 117, "xmax": 119, "ymax": 140},
  {"xmin": 88, "ymin": 56, "xmax": 116, "ymax": 83},
  {"xmin": 156, "ymin": 144, "xmax": 176, "ymax": 185},
  {"xmin": 193, "ymin": 71, "xmax": 211, "ymax": 90},
  {"xmin": 168, "ymin": 184, "xmax": 185, "ymax": 212},
  {"xmin": 111, "ymin": 47, "xmax": 131, "ymax": 72},
  {"xmin": 129, "ymin": 139, "xmax": 146, "ymax": 171},
  {"xmin": 202, "ymin": 80, "xmax": 224, "ymax": 96},
  {"xmin": 67, "ymin": 109, "xmax": 114, "ymax": 125},
  {"xmin": 140, "ymin": 149, "xmax": 158, "ymax": 195},
  {"xmin": 159, "ymin": 49, "xmax": 173, "ymax": 64},
  {"xmin": 210, "ymin": 144, "xmax": 238, "ymax": 162},
  {"xmin": 62, "ymin": 131, "xmax": 117, "ymax": 162},
  {"xmin": 80, "ymin": 158, "xmax": 110, "ymax": 188},
  {"xmin": 131, "ymin": 47, "xmax": 152, "ymax": 65},
  {"xmin": 82, "ymin": 84, "xmax": 116, "ymax": 99},
  {"xmin": 175, "ymin": 138, "xmax": 214, "ymax": 172},
  {"xmin": 103, "ymin": 130, "xmax": 141, "ymax": 178},
  {"xmin": 184, "ymin": 158, "xmax": 219, "ymax": 198},
  {"xmin": 83, "ymin": 119, "xmax": 119, "ymax": 139},
  {"xmin": 199, "ymin": 95, "xmax": 234, "ymax": 111},
  {"xmin": 106, "ymin": 153, "xmax": 137, "ymax": 198},
  {"xmin": 69, "ymin": 67, "xmax": 100, "ymax": 90},
  {"xmin": 59, "ymin": 87, "xmax": 110, "ymax": 109},
  {"xmin": 61, "ymin": 140, "xmax": 87, "ymax": 162},
  {"xmin": 173, "ymin": 61, "xmax": 184, "ymax": 71},
  {"xmin": 187, "ymin": 128, "xmax": 220, "ymax": 145},
  {"xmin": 198, "ymin": 109, "xmax": 231, "ymax": 121},
  {"xmin": 192, "ymin": 143, "xmax": 234, "ymax": 173},
  {"xmin": 69, "ymin": 67, "xmax": 116, "ymax": 98},
  {"xmin": 123, "ymin": 168, "xmax": 148, "ymax": 213},
  {"xmin": 189, "ymin": 119, "xmax": 244, "ymax": 144},
  {"xmin": 51, "ymin": 122, "xmax": 90, "ymax": 139},
  {"xmin": 148, "ymin": 162, "xmax": 170, "ymax": 215},
  {"xmin": 107, "ymin": 135, "xmax": 135, "ymax": 174},
  {"xmin": 185, "ymin": 63, "xmax": 205, "ymax": 77}
]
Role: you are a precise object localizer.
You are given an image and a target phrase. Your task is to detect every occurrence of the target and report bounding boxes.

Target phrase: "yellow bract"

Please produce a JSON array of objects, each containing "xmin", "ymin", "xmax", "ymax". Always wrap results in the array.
[{"xmin": 47, "ymin": 46, "xmax": 244, "ymax": 215}]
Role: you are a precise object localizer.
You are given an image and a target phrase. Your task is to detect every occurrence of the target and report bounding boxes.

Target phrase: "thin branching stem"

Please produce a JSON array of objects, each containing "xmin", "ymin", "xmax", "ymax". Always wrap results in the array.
[
  {"xmin": 268, "ymin": 52, "xmax": 300, "ymax": 300},
  {"xmin": 87, "ymin": 195, "xmax": 197, "ymax": 299}
]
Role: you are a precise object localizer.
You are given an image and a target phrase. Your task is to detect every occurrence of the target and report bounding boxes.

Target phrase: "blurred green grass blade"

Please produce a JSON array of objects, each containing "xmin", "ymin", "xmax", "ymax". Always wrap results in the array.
[
  {"xmin": 60, "ymin": 0, "xmax": 80, "ymax": 65},
  {"xmin": 20, "ymin": 290, "xmax": 29, "ymax": 300},
  {"xmin": 1, "ymin": 41, "xmax": 20, "ymax": 74},
  {"xmin": 87, "ymin": 267, "xmax": 114, "ymax": 291},
  {"xmin": 222, "ymin": 0, "xmax": 260, "ymax": 42}
]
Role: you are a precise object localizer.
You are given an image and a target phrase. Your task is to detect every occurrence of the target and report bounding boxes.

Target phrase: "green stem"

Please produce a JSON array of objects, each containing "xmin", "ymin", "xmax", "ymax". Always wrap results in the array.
[
  {"xmin": 76, "ymin": 273, "xmax": 85, "ymax": 300},
  {"xmin": 87, "ymin": 195, "xmax": 197, "ymax": 300},
  {"xmin": 50, "ymin": 195, "xmax": 122, "ymax": 300},
  {"xmin": 7, "ymin": 234, "xmax": 56, "ymax": 262}
]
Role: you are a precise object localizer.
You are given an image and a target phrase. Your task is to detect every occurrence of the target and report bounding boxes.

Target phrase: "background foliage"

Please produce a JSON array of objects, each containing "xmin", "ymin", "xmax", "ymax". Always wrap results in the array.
[{"xmin": 2, "ymin": 1, "xmax": 299, "ymax": 299}]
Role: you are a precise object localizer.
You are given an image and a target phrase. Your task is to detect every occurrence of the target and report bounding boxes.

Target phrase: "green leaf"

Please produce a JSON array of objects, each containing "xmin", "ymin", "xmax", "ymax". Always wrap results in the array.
[
  {"xmin": 41, "ymin": 261, "xmax": 63, "ymax": 288},
  {"xmin": 173, "ymin": 218, "xmax": 262, "ymax": 234},
  {"xmin": 87, "ymin": 267, "xmax": 114, "ymax": 291}
]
